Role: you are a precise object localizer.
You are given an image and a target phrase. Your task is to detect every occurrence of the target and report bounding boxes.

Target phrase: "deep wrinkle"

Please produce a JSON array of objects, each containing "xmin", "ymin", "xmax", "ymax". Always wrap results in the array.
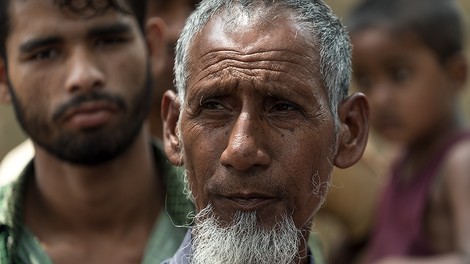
[
  {"xmin": 188, "ymin": 49, "xmax": 319, "ymax": 88},
  {"xmin": 187, "ymin": 81, "xmax": 327, "ymax": 134}
]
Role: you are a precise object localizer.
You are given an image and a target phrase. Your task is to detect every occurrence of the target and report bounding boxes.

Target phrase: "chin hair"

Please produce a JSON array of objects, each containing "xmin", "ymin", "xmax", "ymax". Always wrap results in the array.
[{"xmin": 190, "ymin": 205, "xmax": 304, "ymax": 264}]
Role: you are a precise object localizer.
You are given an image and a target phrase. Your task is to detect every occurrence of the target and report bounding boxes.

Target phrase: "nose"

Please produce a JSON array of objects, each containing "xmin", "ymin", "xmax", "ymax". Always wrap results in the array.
[
  {"xmin": 220, "ymin": 111, "xmax": 271, "ymax": 171},
  {"xmin": 65, "ymin": 47, "xmax": 105, "ymax": 93}
]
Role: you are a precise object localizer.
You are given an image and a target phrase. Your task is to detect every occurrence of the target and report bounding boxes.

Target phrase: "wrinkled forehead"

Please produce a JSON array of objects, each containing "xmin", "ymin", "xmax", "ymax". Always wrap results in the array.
[
  {"xmin": 185, "ymin": 7, "xmax": 322, "ymax": 86},
  {"xmin": 181, "ymin": 8, "xmax": 329, "ymax": 106},
  {"xmin": 190, "ymin": 8, "xmax": 319, "ymax": 66}
]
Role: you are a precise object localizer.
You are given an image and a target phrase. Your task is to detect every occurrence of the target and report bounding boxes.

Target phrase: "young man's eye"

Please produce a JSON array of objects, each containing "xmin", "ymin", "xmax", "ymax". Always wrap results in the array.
[
  {"xmin": 30, "ymin": 49, "xmax": 60, "ymax": 61},
  {"xmin": 95, "ymin": 36, "xmax": 128, "ymax": 47}
]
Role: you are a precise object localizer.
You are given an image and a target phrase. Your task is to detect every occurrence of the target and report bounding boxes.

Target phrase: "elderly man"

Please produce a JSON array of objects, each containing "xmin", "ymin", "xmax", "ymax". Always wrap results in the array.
[{"xmin": 161, "ymin": 0, "xmax": 370, "ymax": 263}]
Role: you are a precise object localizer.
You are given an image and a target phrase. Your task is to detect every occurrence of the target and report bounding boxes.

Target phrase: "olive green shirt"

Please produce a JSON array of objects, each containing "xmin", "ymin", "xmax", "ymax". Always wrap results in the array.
[{"xmin": 0, "ymin": 142, "xmax": 194, "ymax": 264}]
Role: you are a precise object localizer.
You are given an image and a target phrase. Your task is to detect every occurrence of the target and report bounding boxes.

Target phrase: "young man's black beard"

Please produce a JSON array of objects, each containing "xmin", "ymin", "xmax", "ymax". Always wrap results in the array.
[{"xmin": 8, "ymin": 67, "xmax": 154, "ymax": 166}]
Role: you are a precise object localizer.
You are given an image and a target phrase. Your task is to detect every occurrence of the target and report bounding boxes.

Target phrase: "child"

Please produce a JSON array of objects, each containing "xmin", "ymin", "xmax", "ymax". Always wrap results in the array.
[{"xmin": 348, "ymin": 0, "xmax": 470, "ymax": 263}]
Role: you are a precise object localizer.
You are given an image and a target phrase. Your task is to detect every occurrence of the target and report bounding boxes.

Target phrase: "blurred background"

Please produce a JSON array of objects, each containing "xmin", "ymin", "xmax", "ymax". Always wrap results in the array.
[
  {"xmin": 1, "ymin": 0, "xmax": 469, "ymax": 161},
  {"xmin": 325, "ymin": 0, "xmax": 470, "ymax": 122}
]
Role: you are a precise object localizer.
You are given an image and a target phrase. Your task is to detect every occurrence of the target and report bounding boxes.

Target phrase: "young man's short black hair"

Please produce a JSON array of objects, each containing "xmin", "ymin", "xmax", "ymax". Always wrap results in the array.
[
  {"xmin": 0, "ymin": 0, "xmax": 148, "ymax": 61},
  {"xmin": 347, "ymin": 0, "xmax": 465, "ymax": 64}
]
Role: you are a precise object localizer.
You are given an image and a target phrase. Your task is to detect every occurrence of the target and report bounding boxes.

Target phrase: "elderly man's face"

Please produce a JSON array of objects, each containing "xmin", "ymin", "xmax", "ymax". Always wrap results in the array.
[{"xmin": 174, "ymin": 13, "xmax": 339, "ymax": 233}]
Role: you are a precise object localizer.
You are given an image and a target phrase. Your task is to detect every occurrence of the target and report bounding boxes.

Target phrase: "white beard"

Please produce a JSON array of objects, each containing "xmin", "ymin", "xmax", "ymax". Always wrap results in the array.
[{"xmin": 191, "ymin": 205, "xmax": 303, "ymax": 264}]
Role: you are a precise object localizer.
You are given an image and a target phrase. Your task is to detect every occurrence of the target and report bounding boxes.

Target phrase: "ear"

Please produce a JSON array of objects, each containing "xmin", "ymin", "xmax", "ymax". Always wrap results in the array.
[
  {"xmin": 444, "ymin": 52, "xmax": 468, "ymax": 91},
  {"xmin": 161, "ymin": 89, "xmax": 184, "ymax": 166},
  {"xmin": 146, "ymin": 17, "xmax": 166, "ymax": 77},
  {"xmin": 334, "ymin": 93, "xmax": 370, "ymax": 169},
  {"xmin": 0, "ymin": 59, "xmax": 11, "ymax": 104}
]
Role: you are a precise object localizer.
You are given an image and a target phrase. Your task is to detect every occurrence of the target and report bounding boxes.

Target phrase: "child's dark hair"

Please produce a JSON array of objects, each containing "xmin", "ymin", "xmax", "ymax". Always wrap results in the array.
[
  {"xmin": 0, "ymin": 0, "xmax": 148, "ymax": 61},
  {"xmin": 347, "ymin": 0, "xmax": 465, "ymax": 64}
]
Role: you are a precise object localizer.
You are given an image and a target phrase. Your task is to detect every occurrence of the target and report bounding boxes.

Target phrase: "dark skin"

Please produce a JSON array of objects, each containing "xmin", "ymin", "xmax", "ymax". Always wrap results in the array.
[
  {"xmin": 0, "ymin": 0, "xmax": 165, "ymax": 263},
  {"xmin": 352, "ymin": 26, "xmax": 470, "ymax": 264},
  {"xmin": 146, "ymin": 0, "xmax": 196, "ymax": 140},
  {"xmin": 162, "ymin": 12, "xmax": 369, "ymax": 264}
]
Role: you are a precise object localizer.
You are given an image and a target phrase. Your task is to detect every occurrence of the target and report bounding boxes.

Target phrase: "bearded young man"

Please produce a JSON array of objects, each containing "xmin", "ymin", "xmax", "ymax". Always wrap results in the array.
[
  {"xmin": 0, "ymin": 0, "xmax": 192, "ymax": 263},
  {"xmin": 161, "ymin": 0, "xmax": 371, "ymax": 263}
]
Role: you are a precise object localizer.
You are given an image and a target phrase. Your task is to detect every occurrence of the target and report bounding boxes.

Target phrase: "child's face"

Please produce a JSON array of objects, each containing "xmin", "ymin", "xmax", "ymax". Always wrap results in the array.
[{"xmin": 351, "ymin": 27, "xmax": 455, "ymax": 144}]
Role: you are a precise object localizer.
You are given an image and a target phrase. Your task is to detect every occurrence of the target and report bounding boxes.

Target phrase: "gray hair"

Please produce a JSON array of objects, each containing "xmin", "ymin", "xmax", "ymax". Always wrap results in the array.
[{"xmin": 174, "ymin": 0, "xmax": 351, "ymax": 122}]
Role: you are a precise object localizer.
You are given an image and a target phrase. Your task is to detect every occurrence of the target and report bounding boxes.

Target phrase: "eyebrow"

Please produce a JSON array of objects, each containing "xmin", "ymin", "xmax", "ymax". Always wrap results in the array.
[
  {"xmin": 87, "ymin": 22, "xmax": 133, "ymax": 38},
  {"xmin": 19, "ymin": 22, "xmax": 133, "ymax": 54},
  {"xmin": 20, "ymin": 36, "xmax": 62, "ymax": 54}
]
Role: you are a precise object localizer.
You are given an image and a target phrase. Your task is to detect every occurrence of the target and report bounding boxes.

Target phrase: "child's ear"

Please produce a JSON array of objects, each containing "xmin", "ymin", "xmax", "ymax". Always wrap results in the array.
[
  {"xmin": 445, "ymin": 52, "xmax": 468, "ymax": 90},
  {"xmin": 146, "ymin": 17, "xmax": 166, "ymax": 78},
  {"xmin": 0, "ymin": 59, "xmax": 11, "ymax": 104},
  {"xmin": 161, "ymin": 89, "xmax": 184, "ymax": 166},
  {"xmin": 334, "ymin": 93, "xmax": 370, "ymax": 168}
]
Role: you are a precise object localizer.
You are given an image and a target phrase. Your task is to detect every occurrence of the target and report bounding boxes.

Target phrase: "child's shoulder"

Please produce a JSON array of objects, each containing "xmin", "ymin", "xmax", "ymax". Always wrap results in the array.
[{"xmin": 441, "ymin": 135, "xmax": 470, "ymax": 185}]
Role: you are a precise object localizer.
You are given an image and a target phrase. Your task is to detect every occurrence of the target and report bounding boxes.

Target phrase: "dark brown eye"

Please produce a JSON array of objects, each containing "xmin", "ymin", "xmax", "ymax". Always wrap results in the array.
[
  {"xmin": 30, "ymin": 48, "xmax": 60, "ymax": 61},
  {"xmin": 201, "ymin": 100, "xmax": 225, "ymax": 110},
  {"xmin": 353, "ymin": 75, "xmax": 372, "ymax": 93},
  {"xmin": 95, "ymin": 36, "xmax": 128, "ymax": 47},
  {"xmin": 269, "ymin": 102, "xmax": 297, "ymax": 113},
  {"xmin": 391, "ymin": 67, "xmax": 410, "ymax": 83}
]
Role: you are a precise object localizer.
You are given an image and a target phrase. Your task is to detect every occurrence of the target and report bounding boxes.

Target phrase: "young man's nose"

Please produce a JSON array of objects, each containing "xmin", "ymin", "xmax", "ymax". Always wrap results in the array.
[
  {"xmin": 219, "ymin": 111, "xmax": 271, "ymax": 171},
  {"xmin": 65, "ymin": 47, "xmax": 105, "ymax": 93}
]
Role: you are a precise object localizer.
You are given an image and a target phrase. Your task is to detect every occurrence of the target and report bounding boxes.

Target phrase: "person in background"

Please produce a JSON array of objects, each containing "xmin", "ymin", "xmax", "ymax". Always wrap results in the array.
[
  {"xmin": 0, "ymin": 2, "xmax": 198, "ymax": 254},
  {"xmin": 316, "ymin": 131, "xmax": 393, "ymax": 264},
  {"xmin": 348, "ymin": 0, "xmax": 470, "ymax": 263},
  {"xmin": 146, "ymin": 0, "xmax": 200, "ymax": 139},
  {"xmin": 0, "ymin": 0, "xmax": 190, "ymax": 262},
  {"xmin": 313, "ymin": 5, "xmax": 398, "ymax": 264},
  {"xmin": 0, "ymin": 0, "xmax": 200, "ymax": 184},
  {"xmin": 160, "ymin": 0, "xmax": 370, "ymax": 263}
]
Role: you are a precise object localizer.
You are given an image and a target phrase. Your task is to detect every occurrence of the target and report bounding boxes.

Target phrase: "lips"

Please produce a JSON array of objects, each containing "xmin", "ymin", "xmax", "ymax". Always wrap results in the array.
[
  {"xmin": 217, "ymin": 192, "xmax": 279, "ymax": 212},
  {"xmin": 230, "ymin": 197, "xmax": 274, "ymax": 209},
  {"xmin": 61, "ymin": 101, "xmax": 119, "ymax": 129}
]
